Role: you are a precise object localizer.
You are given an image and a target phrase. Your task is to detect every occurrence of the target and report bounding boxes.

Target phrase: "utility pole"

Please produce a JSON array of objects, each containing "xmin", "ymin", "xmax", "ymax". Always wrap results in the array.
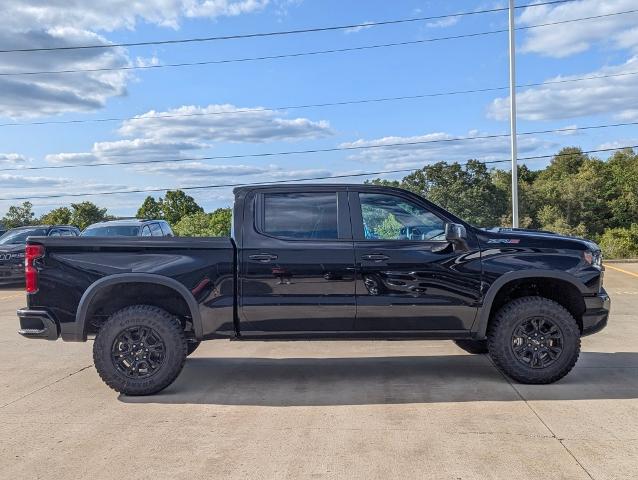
[{"xmin": 508, "ymin": 0, "xmax": 519, "ymax": 228}]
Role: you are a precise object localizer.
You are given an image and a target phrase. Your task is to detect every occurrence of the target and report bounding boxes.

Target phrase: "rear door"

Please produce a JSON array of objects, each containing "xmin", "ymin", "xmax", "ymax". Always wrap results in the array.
[
  {"xmin": 350, "ymin": 189, "xmax": 482, "ymax": 333},
  {"xmin": 239, "ymin": 188, "xmax": 356, "ymax": 333}
]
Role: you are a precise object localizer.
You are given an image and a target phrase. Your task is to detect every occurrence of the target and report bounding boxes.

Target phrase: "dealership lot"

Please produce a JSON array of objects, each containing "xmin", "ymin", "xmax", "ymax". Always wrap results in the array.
[{"xmin": 1, "ymin": 265, "xmax": 637, "ymax": 480}]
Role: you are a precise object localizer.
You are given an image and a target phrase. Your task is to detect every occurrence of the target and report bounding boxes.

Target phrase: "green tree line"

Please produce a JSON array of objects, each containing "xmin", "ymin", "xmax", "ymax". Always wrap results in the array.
[{"xmin": 1, "ymin": 146, "xmax": 636, "ymax": 256}]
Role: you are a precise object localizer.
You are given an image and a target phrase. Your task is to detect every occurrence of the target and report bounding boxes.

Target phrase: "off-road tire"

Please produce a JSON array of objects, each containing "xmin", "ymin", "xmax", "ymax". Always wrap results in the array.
[
  {"xmin": 93, "ymin": 305, "xmax": 187, "ymax": 396},
  {"xmin": 453, "ymin": 339, "xmax": 489, "ymax": 354},
  {"xmin": 186, "ymin": 340, "xmax": 201, "ymax": 356},
  {"xmin": 487, "ymin": 296, "xmax": 580, "ymax": 384}
]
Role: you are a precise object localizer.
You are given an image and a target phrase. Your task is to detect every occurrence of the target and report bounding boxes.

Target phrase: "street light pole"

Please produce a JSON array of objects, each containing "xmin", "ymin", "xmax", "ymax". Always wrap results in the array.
[{"xmin": 508, "ymin": 0, "xmax": 519, "ymax": 228}]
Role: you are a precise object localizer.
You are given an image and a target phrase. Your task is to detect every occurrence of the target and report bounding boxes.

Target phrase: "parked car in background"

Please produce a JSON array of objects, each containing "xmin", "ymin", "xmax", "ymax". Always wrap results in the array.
[
  {"xmin": 82, "ymin": 219, "xmax": 174, "ymax": 237},
  {"xmin": 0, "ymin": 225, "xmax": 80, "ymax": 286}
]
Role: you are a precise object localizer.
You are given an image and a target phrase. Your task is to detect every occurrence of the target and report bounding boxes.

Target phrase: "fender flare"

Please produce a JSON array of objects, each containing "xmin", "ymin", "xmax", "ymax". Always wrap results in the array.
[
  {"xmin": 471, "ymin": 269, "xmax": 587, "ymax": 339},
  {"xmin": 67, "ymin": 273, "xmax": 203, "ymax": 341}
]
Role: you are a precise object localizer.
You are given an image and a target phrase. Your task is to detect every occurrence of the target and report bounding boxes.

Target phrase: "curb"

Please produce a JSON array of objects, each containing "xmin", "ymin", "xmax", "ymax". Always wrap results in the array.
[{"xmin": 604, "ymin": 259, "xmax": 638, "ymax": 264}]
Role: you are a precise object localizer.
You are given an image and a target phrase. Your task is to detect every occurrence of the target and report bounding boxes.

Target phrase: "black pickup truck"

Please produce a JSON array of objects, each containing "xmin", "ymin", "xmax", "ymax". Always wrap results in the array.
[{"xmin": 18, "ymin": 184, "xmax": 610, "ymax": 395}]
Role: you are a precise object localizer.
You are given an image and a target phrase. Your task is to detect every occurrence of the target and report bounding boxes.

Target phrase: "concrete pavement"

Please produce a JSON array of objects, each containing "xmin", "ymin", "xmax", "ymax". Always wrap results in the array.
[{"xmin": 0, "ymin": 266, "xmax": 636, "ymax": 479}]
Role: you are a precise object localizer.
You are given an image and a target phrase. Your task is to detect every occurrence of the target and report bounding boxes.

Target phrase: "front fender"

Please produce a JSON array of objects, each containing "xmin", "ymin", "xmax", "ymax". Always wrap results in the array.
[{"xmin": 471, "ymin": 269, "xmax": 588, "ymax": 339}]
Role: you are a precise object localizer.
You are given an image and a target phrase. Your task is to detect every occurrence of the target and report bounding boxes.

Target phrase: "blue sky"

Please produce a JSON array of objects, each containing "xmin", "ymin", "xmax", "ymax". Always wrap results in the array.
[{"xmin": 1, "ymin": 0, "xmax": 637, "ymax": 217}]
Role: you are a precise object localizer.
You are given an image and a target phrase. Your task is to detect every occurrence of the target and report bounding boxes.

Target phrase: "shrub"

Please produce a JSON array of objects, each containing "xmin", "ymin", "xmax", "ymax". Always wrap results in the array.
[{"xmin": 599, "ymin": 224, "xmax": 638, "ymax": 259}]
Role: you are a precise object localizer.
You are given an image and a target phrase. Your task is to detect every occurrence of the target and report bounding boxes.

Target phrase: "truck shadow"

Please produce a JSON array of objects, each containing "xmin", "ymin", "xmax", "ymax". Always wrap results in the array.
[{"xmin": 120, "ymin": 352, "xmax": 638, "ymax": 406}]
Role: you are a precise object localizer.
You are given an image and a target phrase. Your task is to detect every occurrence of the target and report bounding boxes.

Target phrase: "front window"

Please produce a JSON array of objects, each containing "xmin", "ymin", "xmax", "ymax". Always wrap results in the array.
[
  {"xmin": 263, "ymin": 192, "xmax": 338, "ymax": 240},
  {"xmin": 359, "ymin": 193, "xmax": 445, "ymax": 241},
  {"xmin": 0, "ymin": 228, "xmax": 47, "ymax": 245},
  {"xmin": 82, "ymin": 226, "xmax": 141, "ymax": 237}
]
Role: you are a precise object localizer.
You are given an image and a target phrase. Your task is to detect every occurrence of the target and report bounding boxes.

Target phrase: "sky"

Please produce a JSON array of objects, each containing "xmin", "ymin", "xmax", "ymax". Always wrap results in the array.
[{"xmin": 1, "ymin": 0, "xmax": 637, "ymax": 217}]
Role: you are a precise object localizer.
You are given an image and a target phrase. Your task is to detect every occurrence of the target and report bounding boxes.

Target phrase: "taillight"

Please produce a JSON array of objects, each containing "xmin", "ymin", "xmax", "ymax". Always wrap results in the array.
[{"xmin": 25, "ymin": 244, "xmax": 44, "ymax": 293}]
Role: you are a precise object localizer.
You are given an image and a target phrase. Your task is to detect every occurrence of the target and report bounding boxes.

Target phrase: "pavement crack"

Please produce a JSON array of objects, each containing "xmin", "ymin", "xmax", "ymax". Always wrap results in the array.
[
  {"xmin": 486, "ymin": 355, "xmax": 596, "ymax": 480},
  {"xmin": 1, "ymin": 364, "xmax": 93, "ymax": 409}
]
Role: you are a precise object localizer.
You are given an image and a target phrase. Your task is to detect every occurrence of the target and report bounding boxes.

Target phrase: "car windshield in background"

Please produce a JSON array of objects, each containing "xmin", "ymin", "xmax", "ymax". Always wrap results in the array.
[
  {"xmin": 82, "ymin": 226, "xmax": 140, "ymax": 237},
  {"xmin": 0, "ymin": 229, "xmax": 47, "ymax": 245}
]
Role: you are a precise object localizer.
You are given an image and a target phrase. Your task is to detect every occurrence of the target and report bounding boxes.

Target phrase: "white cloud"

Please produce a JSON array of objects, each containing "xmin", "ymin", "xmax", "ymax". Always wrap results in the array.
[
  {"xmin": 0, "ymin": 28, "xmax": 131, "ymax": 118},
  {"xmin": 0, "ymin": 153, "xmax": 29, "ymax": 167},
  {"xmin": 487, "ymin": 56, "xmax": 638, "ymax": 121},
  {"xmin": 3, "ymin": 0, "xmax": 269, "ymax": 32},
  {"xmin": 0, "ymin": 1, "xmax": 270, "ymax": 117},
  {"xmin": 518, "ymin": 0, "xmax": 638, "ymax": 58},
  {"xmin": 46, "ymin": 104, "xmax": 332, "ymax": 168},
  {"xmin": 339, "ymin": 130, "xmax": 556, "ymax": 168},
  {"xmin": 132, "ymin": 161, "xmax": 330, "ymax": 180},
  {"xmin": 426, "ymin": 17, "xmax": 459, "ymax": 28},
  {"xmin": 0, "ymin": 174, "xmax": 72, "ymax": 188},
  {"xmin": 118, "ymin": 104, "xmax": 333, "ymax": 143},
  {"xmin": 344, "ymin": 22, "xmax": 374, "ymax": 34}
]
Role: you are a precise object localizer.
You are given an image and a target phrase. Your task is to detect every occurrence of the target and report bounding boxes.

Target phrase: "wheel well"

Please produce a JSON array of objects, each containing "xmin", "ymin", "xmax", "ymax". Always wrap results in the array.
[
  {"xmin": 486, "ymin": 277, "xmax": 585, "ymax": 333},
  {"xmin": 83, "ymin": 282, "xmax": 194, "ymax": 337}
]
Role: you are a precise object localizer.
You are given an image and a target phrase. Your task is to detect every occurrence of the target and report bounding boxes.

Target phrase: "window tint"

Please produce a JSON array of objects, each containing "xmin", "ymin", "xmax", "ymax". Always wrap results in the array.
[
  {"xmin": 159, "ymin": 222, "xmax": 173, "ymax": 236},
  {"xmin": 141, "ymin": 226, "xmax": 152, "ymax": 237},
  {"xmin": 359, "ymin": 193, "xmax": 445, "ymax": 241},
  {"xmin": 61, "ymin": 229, "xmax": 75, "ymax": 237},
  {"xmin": 149, "ymin": 223, "xmax": 163, "ymax": 236},
  {"xmin": 48, "ymin": 230, "xmax": 61, "ymax": 237},
  {"xmin": 263, "ymin": 192, "xmax": 338, "ymax": 240},
  {"xmin": 83, "ymin": 226, "xmax": 141, "ymax": 237}
]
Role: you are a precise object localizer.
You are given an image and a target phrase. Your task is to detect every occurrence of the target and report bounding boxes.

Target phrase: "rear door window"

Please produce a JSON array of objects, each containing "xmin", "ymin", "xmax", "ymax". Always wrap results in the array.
[
  {"xmin": 149, "ymin": 223, "xmax": 163, "ymax": 236},
  {"xmin": 263, "ymin": 192, "xmax": 338, "ymax": 240}
]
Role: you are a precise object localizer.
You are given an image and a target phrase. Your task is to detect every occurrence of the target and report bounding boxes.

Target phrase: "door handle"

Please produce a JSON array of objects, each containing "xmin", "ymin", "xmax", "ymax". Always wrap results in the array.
[
  {"xmin": 249, "ymin": 253, "xmax": 278, "ymax": 263},
  {"xmin": 361, "ymin": 253, "xmax": 389, "ymax": 262}
]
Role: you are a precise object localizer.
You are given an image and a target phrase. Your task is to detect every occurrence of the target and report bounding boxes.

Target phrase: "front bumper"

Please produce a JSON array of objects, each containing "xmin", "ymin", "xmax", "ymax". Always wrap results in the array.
[
  {"xmin": 17, "ymin": 308, "xmax": 59, "ymax": 340},
  {"xmin": 581, "ymin": 288, "xmax": 610, "ymax": 336}
]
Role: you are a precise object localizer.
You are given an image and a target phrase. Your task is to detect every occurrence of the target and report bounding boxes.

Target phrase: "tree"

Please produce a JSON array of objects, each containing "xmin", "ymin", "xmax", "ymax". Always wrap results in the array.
[
  {"xmin": 158, "ymin": 190, "xmax": 203, "ymax": 225},
  {"xmin": 40, "ymin": 207, "xmax": 72, "ymax": 225},
  {"xmin": 208, "ymin": 208, "xmax": 232, "ymax": 236},
  {"xmin": 136, "ymin": 196, "xmax": 163, "ymax": 220},
  {"xmin": 2, "ymin": 201, "xmax": 35, "ymax": 228},
  {"xmin": 70, "ymin": 202, "xmax": 111, "ymax": 230},
  {"xmin": 173, "ymin": 208, "xmax": 232, "ymax": 237},
  {"xmin": 401, "ymin": 160, "xmax": 508, "ymax": 227}
]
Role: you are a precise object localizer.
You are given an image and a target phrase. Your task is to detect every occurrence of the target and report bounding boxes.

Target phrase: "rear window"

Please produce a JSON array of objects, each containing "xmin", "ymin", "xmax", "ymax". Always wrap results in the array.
[
  {"xmin": 82, "ymin": 226, "xmax": 140, "ymax": 237},
  {"xmin": 0, "ymin": 228, "xmax": 47, "ymax": 244},
  {"xmin": 263, "ymin": 192, "xmax": 338, "ymax": 240}
]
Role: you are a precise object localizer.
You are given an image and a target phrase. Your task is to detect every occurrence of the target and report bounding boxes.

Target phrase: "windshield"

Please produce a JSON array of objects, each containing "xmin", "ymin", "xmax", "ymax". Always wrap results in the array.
[
  {"xmin": 0, "ymin": 228, "xmax": 48, "ymax": 245},
  {"xmin": 82, "ymin": 226, "xmax": 140, "ymax": 237}
]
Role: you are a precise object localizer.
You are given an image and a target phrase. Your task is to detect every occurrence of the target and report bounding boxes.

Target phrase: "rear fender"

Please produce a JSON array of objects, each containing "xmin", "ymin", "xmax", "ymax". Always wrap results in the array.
[{"xmin": 62, "ymin": 273, "xmax": 203, "ymax": 341}]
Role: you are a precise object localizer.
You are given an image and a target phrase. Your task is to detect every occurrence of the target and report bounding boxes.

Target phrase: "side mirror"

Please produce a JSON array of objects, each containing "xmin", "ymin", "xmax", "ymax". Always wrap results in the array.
[{"xmin": 445, "ymin": 223, "xmax": 467, "ymax": 243}]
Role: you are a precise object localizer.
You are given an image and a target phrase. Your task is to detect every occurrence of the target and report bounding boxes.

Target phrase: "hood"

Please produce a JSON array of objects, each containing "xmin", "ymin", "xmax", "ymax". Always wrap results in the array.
[{"xmin": 480, "ymin": 227, "xmax": 599, "ymax": 251}]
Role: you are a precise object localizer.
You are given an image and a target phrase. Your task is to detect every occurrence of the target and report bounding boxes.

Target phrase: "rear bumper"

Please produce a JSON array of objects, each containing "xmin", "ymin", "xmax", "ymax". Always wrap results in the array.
[
  {"xmin": 581, "ymin": 288, "xmax": 610, "ymax": 336},
  {"xmin": 17, "ymin": 308, "xmax": 59, "ymax": 340}
]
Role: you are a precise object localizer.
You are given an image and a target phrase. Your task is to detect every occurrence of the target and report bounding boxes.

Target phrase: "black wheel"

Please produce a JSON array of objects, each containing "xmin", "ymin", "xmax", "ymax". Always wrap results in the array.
[
  {"xmin": 186, "ymin": 340, "xmax": 201, "ymax": 356},
  {"xmin": 93, "ymin": 305, "xmax": 187, "ymax": 396},
  {"xmin": 487, "ymin": 296, "xmax": 580, "ymax": 384},
  {"xmin": 453, "ymin": 339, "xmax": 489, "ymax": 354}
]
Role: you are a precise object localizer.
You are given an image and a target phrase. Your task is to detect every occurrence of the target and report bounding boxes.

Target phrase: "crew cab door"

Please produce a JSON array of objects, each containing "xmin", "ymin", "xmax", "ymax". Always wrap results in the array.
[
  {"xmin": 349, "ymin": 189, "xmax": 482, "ymax": 333},
  {"xmin": 239, "ymin": 188, "xmax": 356, "ymax": 333}
]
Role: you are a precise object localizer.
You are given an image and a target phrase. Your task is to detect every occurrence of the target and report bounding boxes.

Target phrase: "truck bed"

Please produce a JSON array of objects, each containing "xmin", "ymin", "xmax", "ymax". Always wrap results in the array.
[{"xmin": 26, "ymin": 236, "xmax": 236, "ymax": 341}]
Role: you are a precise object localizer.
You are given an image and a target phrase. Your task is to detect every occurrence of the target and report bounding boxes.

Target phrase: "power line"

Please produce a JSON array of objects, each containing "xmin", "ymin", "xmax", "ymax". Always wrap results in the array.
[
  {"xmin": 4, "ymin": 121, "xmax": 638, "ymax": 174},
  {"xmin": 1, "ymin": 144, "xmax": 635, "ymax": 202},
  {"xmin": 3, "ymin": 69, "xmax": 638, "ymax": 128},
  {"xmin": 0, "ymin": 0, "xmax": 576, "ymax": 54},
  {"xmin": 2, "ymin": 10, "xmax": 636, "ymax": 77}
]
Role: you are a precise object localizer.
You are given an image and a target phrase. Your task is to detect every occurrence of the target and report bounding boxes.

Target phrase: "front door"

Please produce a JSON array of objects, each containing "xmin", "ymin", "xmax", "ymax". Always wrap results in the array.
[
  {"xmin": 350, "ymin": 190, "xmax": 482, "ymax": 333},
  {"xmin": 239, "ymin": 189, "xmax": 356, "ymax": 333}
]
